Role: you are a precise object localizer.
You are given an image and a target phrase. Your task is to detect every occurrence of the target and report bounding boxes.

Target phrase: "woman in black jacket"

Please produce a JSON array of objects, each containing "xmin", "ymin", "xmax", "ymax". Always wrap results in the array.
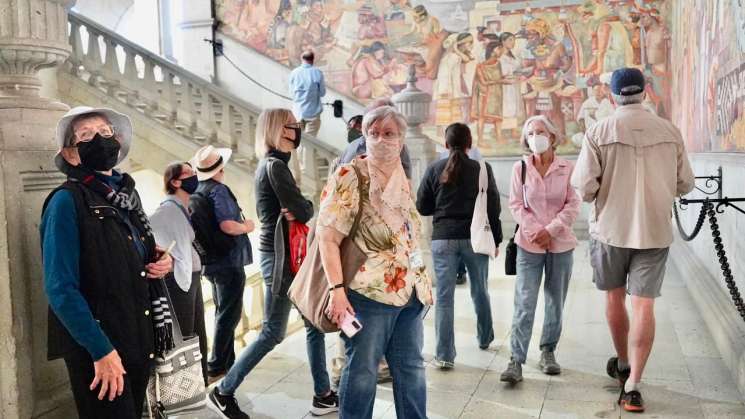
[
  {"xmin": 208, "ymin": 109, "xmax": 338, "ymax": 419},
  {"xmin": 416, "ymin": 122, "xmax": 502, "ymax": 369}
]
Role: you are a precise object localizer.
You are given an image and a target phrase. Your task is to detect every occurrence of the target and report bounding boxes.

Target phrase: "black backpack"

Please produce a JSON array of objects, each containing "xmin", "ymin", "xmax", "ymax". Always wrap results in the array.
[{"xmin": 189, "ymin": 181, "xmax": 238, "ymax": 265}]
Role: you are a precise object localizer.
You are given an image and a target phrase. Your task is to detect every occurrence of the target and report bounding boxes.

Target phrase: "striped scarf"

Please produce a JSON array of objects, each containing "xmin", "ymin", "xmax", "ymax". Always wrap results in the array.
[{"xmin": 66, "ymin": 164, "xmax": 175, "ymax": 356}]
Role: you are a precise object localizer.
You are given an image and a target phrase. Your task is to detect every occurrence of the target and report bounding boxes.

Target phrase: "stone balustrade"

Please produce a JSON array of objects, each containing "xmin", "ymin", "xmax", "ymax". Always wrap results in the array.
[{"xmin": 65, "ymin": 11, "xmax": 337, "ymax": 196}]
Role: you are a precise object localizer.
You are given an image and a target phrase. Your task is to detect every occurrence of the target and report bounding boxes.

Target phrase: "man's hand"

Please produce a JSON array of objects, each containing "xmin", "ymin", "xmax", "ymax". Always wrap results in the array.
[
  {"xmin": 532, "ymin": 228, "xmax": 551, "ymax": 249},
  {"xmin": 90, "ymin": 350, "xmax": 126, "ymax": 401},
  {"xmin": 243, "ymin": 219, "xmax": 255, "ymax": 234},
  {"xmin": 146, "ymin": 246, "xmax": 172, "ymax": 279}
]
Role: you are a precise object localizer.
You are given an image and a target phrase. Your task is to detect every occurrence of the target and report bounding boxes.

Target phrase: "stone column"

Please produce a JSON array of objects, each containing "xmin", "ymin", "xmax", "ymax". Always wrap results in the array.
[
  {"xmin": 177, "ymin": 0, "xmax": 215, "ymax": 81},
  {"xmin": 392, "ymin": 65, "xmax": 438, "ymax": 278},
  {"xmin": 0, "ymin": 1, "xmax": 78, "ymax": 418}
]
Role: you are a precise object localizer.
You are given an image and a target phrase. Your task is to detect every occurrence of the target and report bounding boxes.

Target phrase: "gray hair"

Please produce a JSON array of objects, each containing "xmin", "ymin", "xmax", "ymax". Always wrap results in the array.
[
  {"xmin": 612, "ymin": 92, "xmax": 644, "ymax": 106},
  {"xmin": 520, "ymin": 115, "xmax": 563, "ymax": 154},
  {"xmin": 362, "ymin": 106, "xmax": 407, "ymax": 139},
  {"xmin": 364, "ymin": 97, "xmax": 395, "ymax": 113}
]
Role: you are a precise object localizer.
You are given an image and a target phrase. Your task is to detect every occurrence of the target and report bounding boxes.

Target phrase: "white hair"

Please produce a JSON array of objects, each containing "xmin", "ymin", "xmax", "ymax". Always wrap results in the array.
[
  {"xmin": 520, "ymin": 115, "xmax": 563, "ymax": 154},
  {"xmin": 612, "ymin": 92, "xmax": 644, "ymax": 106},
  {"xmin": 362, "ymin": 106, "xmax": 407, "ymax": 138}
]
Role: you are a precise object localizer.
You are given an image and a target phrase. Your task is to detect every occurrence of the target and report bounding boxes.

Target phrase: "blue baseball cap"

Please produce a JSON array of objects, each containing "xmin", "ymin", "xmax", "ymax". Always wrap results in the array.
[{"xmin": 610, "ymin": 67, "xmax": 645, "ymax": 96}]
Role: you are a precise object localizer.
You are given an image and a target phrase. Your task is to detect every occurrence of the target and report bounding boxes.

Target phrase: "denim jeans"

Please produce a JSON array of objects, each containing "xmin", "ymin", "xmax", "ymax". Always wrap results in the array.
[
  {"xmin": 510, "ymin": 247, "xmax": 573, "ymax": 364},
  {"xmin": 432, "ymin": 239, "xmax": 494, "ymax": 362},
  {"xmin": 339, "ymin": 291, "xmax": 426, "ymax": 419},
  {"xmin": 218, "ymin": 251, "xmax": 330, "ymax": 396},
  {"xmin": 205, "ymin": 267, "xmax": 246, "ymax": 375}
]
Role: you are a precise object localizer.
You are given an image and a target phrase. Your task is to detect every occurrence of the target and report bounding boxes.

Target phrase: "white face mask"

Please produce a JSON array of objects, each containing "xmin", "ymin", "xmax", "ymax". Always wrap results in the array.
[{"xmin": 527, "ymin": 134, "xmax": 551, "ymax": 155}]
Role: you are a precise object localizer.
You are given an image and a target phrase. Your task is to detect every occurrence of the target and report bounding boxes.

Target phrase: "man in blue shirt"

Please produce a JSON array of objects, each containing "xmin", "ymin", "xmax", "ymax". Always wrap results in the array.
[
  {"xmin": 191, "ymin": 145, "xmax": 255, "ymax": 384},
  {"xmin": 289, "ymin": 50, "xmax": 326, "ymax": 136}
]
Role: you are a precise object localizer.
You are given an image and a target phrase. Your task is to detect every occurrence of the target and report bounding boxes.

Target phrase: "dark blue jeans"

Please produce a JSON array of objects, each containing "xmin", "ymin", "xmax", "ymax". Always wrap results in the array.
[
  {"xmin": 218, "ymin": 251, "xmax": 330, "ymax": 396},
  {"xmin": 205, "ymin": 267, "xmax": 246, "ymax": 375},
  {"xmin": 339, "ymin": 291, "xmax": 426, "ymax": 419},
  {"xmin": 432, "ymin": 239, "xmax": 494, "ymax": 362}
]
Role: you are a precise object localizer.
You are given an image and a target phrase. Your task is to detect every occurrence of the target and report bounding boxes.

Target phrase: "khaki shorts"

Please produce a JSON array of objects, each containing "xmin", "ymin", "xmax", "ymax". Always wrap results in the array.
[{"xmin": 589, "ymin": 239, "xmax": 670, "ymax": 298}]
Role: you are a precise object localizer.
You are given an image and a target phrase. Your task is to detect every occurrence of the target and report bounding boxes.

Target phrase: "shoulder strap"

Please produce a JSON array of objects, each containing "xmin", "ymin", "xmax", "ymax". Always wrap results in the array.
[
  {"xmin": 265, "ymin": 157, "xmax": 280, "ymax": 193},
  {"xmin": 348, "ymin": 163, "xmax": 366, "ymax": 238},
  {"xmin": 521, "ymin": 159, "xmax": 526, "ymax": 185},
  {"xmin": 163, "ymin": 199, "xmax": 191, "ymax": 224}
]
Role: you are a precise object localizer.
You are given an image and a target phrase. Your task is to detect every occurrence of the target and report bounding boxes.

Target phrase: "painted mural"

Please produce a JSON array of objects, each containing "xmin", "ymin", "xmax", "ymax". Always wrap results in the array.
[
  {"xmin": 216, "ymin": 0, "xmax": 673, "ymax": 155},
  {"xmin": 671, "ymin": 0, "xmax": 745, "ymax": 153}
]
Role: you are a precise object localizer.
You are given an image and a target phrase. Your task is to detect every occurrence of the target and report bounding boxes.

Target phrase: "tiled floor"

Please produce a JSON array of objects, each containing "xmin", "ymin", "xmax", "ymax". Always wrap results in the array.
[{"xmin": 181, "ymin": 242, "xmax": 745, "ymax": 418}]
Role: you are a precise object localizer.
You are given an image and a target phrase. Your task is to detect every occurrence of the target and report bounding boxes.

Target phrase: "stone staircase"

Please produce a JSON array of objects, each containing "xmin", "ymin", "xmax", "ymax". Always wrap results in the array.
[{"xmin": 61, "ymin": 11, "xmax": 339, "ymax": 200}]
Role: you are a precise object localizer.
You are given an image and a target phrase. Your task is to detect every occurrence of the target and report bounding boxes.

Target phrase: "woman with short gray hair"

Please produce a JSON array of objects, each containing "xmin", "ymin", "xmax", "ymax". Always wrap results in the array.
[
  {"xmin": 318, "ymin": 105, "xmax": 433, "ymax": 418},
  {"xmin": 500, "ymin": 114, "xmax": 580, "ymax": 385}
]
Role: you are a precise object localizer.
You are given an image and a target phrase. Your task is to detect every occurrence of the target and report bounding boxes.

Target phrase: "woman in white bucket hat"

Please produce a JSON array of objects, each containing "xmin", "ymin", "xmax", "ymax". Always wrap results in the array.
[{"xmin": 40, "ymin": 106, "xmax": 172, "ymax": 418}]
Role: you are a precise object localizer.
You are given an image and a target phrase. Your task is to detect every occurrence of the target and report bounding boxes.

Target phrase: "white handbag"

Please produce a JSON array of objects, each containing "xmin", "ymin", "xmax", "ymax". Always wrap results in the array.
[{"xmin": 470, "ymin": 160, "xmax": 497, "ymax": 257}]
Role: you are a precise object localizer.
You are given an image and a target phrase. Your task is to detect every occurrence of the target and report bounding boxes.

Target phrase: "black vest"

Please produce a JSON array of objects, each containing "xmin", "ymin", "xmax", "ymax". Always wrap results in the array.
[{"xmin": 43, "ymin": 181, "xmax": 155, "ymax": 365}]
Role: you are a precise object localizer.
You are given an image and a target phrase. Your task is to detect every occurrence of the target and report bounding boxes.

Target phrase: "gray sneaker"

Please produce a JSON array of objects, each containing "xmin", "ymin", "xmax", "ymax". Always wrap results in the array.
[
  {"xmin": 500, "ymin": 359, "xmax": 523, "ymax": 384},
  {"xmin": 539, "ymin": 351, "xmax": 561, "ymax": 375}
]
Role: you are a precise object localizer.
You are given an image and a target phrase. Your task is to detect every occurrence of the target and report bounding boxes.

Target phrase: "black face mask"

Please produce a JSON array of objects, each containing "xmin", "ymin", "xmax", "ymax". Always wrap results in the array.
[
  {"xmin": 284, "ymin": 126, "xmax": 302, "ymax": 149},
  {"xmin": 347, "ymin": 128, "xmax": 362, "ymax": 143},
  {"xmin": 180, "ymin": 175, "xmax": 199, "ymax": 194},
  {"xmin": 77, "ymin": 134, "xmax": 121, "ymax": 171}
]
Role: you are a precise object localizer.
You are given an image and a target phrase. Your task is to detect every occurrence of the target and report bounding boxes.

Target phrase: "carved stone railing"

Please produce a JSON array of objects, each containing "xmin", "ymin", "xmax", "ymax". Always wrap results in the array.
[{"xmin": 65, "ymin": 11, "xmax": 338, "ymax": 196}]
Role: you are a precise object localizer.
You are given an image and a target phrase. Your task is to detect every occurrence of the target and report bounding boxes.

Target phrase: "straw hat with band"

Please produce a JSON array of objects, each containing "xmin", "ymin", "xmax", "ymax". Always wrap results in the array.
[
  {"xmin": 191, "ymin": 145, "xmax": 233, "ymax": 181},
  {"xmin": 54, "ymin": 106, "xmax": 133, "ymax": 171}
]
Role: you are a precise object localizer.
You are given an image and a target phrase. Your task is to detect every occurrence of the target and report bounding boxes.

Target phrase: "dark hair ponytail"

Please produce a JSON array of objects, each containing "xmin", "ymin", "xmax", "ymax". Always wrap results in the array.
[{"xmin": 440, "ymin": 123, "xmax": 473, "ymax": 185}]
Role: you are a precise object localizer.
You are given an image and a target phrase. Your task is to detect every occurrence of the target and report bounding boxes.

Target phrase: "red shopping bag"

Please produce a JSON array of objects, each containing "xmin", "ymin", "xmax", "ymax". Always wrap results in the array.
[{"xmin": 289, "ymin": 221, "xmax": 310, "ymax": 274}]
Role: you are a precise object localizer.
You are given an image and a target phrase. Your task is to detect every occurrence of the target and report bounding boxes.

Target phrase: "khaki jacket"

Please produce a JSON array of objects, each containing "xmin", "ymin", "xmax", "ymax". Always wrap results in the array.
[{"xmin": 571, "ymin": 104, "xmax": 695, "ymax": 249}]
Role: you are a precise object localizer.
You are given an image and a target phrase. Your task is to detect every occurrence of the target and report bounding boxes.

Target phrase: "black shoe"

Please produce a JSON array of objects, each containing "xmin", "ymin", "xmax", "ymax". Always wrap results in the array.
[
  {"xmin": 456, "ymin": 273, "xmax": 467, "ymax": 285},
  {"xmin": 310, "ymin": 391, "xmax": 339, "ymax": 416},
  {"xmin": 606, "ymin": 357, "xmax": 631, "ymax": 386},
  {"xmin": 619, "ymin": 389, "xmax": 645, "ymax": 413},
  {"xmin": 208, "ymin": 387, "xmax": 250, "ymax": 419}
]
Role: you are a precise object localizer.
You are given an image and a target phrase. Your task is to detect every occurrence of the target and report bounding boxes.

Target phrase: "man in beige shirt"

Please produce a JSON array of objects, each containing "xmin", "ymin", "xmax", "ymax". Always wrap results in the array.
[{"xmin": 571, "ymin": 68, "xmax": 694, "ymax": 413}]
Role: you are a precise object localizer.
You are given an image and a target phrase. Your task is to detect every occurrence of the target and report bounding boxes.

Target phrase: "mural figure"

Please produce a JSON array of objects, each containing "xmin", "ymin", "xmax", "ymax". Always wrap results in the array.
[
  {"xmin": 471, "ymin": 40, "xmax": 514, "ymax": 148},
  {"xmin": 405, "ymin": 5, "xmax": 449, "ymax": 79},
  {"xmin": 351, "ymin": 42, "xmax": 395, "ymax": 98},
  {"xmin": 435, "ymin": 33, "xmax": 476, "ymax": 132},
  {"xmin": 267, "ymin": 1, "xmax": 293, "ymax": 56},
  {"xmin": 579, "ymin": 2, "xmax": 634, "ymax": 76},
  {"xmin": 347, "ymin": 5, "xmax": 388, "ymax": 66},
  {"xmin": 639, "ymin": 7, "xmax": 671, "ymax": 116},
  {"xmin": 499, "ymin": 32, "xmax": 527, "ymax": 136},
  {"xmin": 576, "ymin": 84, "xmax": 612, "ymax": 134},
  {"xmin": 286, "ymin": 12, "xmax": 313, "ymax": 67},
  {"xmin": 305, "ymin": 0, "xmax": 336, "ymax": 63},
  {"xmin": 385, "ymin": 0, "xmax": 408, "ymax": 22},
  {"xmin": 521, "ymin": 18, "xmax": 576, "ymax": 135}
]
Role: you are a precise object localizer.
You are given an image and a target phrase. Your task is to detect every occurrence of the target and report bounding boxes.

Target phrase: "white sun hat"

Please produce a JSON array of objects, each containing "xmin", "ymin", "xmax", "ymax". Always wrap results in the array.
[
  {"xmin": 191, "ymin": 145, "xmax": 233, "ymax": 181},
  {"xmin": 54, "ymin": 106, "xmax": 133, "ymax": 170}
]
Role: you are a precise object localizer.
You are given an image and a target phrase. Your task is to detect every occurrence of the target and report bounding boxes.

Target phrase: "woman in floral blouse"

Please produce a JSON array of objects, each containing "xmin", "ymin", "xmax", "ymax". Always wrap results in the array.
[{"xmin": 318, "ymin": 106, "xmax": 433, "ymax": 419}]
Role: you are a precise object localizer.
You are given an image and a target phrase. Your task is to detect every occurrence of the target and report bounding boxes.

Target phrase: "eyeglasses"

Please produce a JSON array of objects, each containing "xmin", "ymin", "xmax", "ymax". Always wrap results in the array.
[
  {"xmin": 366, "ymin": 130, "xmax": 400, "ymax": 140},
  {"xmin": 284, "ymin": 123, "xmax": 303, "ymax": 130},
  {"xmin": 74, "ymin": 125, "xmax": 115, "ymax": 143}
]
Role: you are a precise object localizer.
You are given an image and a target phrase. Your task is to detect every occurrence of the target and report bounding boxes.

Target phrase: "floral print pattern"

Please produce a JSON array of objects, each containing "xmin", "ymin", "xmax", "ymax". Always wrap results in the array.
[{"xmin": 318, "ymin": 157, "xmax": 433, "ymax": 307}]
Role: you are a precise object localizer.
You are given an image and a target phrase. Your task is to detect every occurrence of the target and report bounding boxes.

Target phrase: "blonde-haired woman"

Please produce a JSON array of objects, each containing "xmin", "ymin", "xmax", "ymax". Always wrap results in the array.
[
  {"xmin": 208, "ymin": 109, "xmax": 338, "ymax": 419},
  {"xmin": 500, "ymin": 115, "xmax": 580, "ymax": 384}
]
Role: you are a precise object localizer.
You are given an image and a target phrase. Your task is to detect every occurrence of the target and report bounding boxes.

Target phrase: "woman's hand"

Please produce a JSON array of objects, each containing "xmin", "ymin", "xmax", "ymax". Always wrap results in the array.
[
  {"xmin": 146, "ymin": 246, "xmax": 172, "ymax": 279},
  {"xmin": 326, "ymin": 288, "xmax": 355, "ymax": 326},
  {"xmin": 532, "ymin": 228, "xmax": 551, "ymax": 249},
  {"xmin": 281, "ymin": 208, "xmax": 296, "ymax": 221}
]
